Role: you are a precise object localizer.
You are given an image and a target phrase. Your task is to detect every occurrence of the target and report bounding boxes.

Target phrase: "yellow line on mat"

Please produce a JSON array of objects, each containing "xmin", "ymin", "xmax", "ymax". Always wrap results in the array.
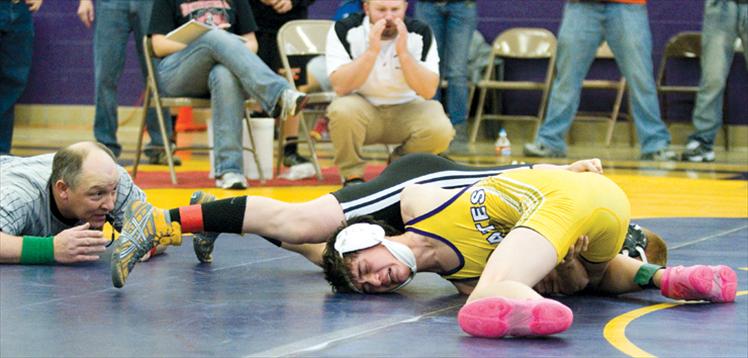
[{"xmin": 604, "ymin": 290, "xmax": 748, "ymax": 357}]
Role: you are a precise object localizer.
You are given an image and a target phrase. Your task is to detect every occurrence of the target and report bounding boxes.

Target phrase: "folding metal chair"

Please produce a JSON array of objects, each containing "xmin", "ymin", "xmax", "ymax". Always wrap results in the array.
[
  {"xmin": 276, "ymin": 20, "xmax": 336, "ymax": 180},
  {"xmin": 469, "ymin": 28, "xmax": 556, "ymax": 143},
  {"xmin": 133, "ymin": 36, "xmax": 263, "ymax": 184}
]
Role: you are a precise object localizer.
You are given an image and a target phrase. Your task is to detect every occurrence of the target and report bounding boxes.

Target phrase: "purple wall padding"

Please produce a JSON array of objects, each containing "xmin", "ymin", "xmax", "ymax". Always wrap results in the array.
[{"xmin": 19, "ymin": 0, "xmax": 747, "ymax": 124}]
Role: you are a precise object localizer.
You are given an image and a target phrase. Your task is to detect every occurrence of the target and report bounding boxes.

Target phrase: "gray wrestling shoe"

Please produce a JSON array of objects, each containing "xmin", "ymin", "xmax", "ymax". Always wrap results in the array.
[
  {"xmin": 190, "ymin": 191, "xmax": 219, "ymax": 263},
  {"xmin": 111, "ymin": 200, "xmax": 182, "ymax": 288}
]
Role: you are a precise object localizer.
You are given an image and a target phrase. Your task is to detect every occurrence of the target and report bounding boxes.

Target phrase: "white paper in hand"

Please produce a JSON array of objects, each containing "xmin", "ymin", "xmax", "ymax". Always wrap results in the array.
[
  {"xmin": 166, "ymin": 20, "xmax": 247, "ymax": 45},
  {"xmin": 166, "ymin": 20, "xmax": 212, "ymax": 45}
]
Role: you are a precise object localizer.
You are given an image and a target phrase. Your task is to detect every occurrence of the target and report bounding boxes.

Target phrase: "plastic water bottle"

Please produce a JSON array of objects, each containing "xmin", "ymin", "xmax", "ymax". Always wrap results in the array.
[{"xmin": 495, "ymin": 128, "xmax": 511, "ymax": 156}]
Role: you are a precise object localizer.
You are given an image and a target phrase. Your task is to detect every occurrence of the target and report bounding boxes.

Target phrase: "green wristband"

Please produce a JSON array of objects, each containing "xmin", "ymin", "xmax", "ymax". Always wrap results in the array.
[
  {"xmin": 634, "ymin": 263, "xmax": 664, "ymax": 288},
  {"xmin": 20, "ymin": 236, "xmax": 56, "ymax": 264}
]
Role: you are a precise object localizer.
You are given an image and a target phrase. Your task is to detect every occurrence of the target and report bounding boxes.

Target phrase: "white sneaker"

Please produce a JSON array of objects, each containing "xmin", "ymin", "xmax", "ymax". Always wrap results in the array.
[
  {"xmin": 279, "ymin": 162, "xmax": 315, "ymax": 180},
  {"xmin": 278, "ymin": 89, "xmax": 308, "ymax": 120},
  {"xmin": 216, "ymin": 172, "xmax": 247, "ymax": 189}
]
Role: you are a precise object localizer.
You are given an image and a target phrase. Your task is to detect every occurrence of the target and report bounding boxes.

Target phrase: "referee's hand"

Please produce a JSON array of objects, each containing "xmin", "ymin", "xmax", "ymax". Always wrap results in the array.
[{"xmin": 53, "ymin": 223, "xmax": 109, "ymax": 264}]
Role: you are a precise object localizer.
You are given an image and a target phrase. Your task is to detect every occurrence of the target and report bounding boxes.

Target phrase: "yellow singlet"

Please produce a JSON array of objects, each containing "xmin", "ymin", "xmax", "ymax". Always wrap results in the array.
[{"xmin": 405, "ymin": 169, "xmax": 630, "ymax": 281}]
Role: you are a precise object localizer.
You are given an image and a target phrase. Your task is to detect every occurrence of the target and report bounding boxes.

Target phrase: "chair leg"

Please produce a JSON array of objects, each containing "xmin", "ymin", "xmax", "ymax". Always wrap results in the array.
[
  {"xmin": 299, "ymin": 112, "xmax": 323, "ymax": 180},
  {"xmin": 626, "ymin": 94, "xmax": 635, "ymax": 147},
  {"xmin": 153, "ymin": 101, "xmax": 178, "ymax": 184},
  {"xmin": 605, "ymin": 118, "xmax": 616, "ymax": 147},
  {"xmin": 467, "ymin": 83, "xmax": 476, "ymax": 119},
  {"xmin": 133, "ymin": 87, "xmax": 150, "ymax": 179},
  {"xmin": 606, "ymin": 80, "xmax": 626, "ymax": 147},
  {"xmin": 469, "ymin": 87, "xmax": 489, "ymax": 143}
]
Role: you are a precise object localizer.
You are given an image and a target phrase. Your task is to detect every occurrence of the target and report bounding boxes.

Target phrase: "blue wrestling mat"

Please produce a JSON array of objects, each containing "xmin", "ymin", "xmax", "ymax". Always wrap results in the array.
[{"xmin": 1, "ymin": 218, "xmax": 746, "ymax": 357}]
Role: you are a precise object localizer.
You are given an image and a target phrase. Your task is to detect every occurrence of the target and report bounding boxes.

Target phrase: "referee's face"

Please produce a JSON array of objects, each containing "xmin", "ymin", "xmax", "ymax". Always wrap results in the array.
[{"xmin": 59, "ymin": 152, "xmax": 120, "ymax": 229}]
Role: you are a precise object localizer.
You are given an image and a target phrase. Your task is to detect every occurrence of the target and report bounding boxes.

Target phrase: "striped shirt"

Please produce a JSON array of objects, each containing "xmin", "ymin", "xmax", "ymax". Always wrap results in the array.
[{"xmin": 0, "ymin": 154, "xmax": 145, "ymax": 237}]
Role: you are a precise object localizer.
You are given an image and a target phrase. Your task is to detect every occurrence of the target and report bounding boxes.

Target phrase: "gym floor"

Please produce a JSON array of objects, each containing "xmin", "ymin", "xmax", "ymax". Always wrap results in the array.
[{"xmin": 1, "ymin": 130, "xmax": 747, "ymax": 357}]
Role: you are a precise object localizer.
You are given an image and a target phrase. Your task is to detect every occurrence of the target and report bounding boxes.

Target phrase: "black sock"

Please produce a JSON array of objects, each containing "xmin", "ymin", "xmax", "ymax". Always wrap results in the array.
[
  {"xmin": 169, "ymin": 197, "xmax": 247, "ymax": 234},
  {"xmin": 284, "ymin": 138, "xmax": 298, "ymax": 156},
  {"xmin": 202, "ymin": 196, "xmax": 247, "ymax": 233},
  {"xmin": 168, "ymin": 208, "xmax": 181, "ymax": 223}
]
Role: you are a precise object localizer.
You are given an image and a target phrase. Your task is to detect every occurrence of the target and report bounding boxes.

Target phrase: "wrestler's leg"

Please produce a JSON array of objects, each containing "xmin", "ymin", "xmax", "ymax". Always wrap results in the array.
[
  {"xmin": 240, "ymin": 194, "xmax": 344, "ymax": 244},
  {"xmin": 467, "ymin": 228, "xmax": 557, "ymax": 301},
  {"xmin": 458, "ymin": 228, "xmax": 574, "ymax": 338},
  {"xmin": 586, "ymin": 253, "xmax": 736, "ymax": 303},
  {"xmin": 180, "ymin": 193, "xmax": 344, "ymax": 244}
]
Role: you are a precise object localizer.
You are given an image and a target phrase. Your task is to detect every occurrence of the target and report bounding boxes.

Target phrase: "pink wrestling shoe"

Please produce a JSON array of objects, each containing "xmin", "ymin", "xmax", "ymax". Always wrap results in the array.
[
  {"xmin": 660, "ymin": 265, "xmax": 737, "ymax": 303},
  {"xmin": 457, "ymin": 297, "xmax": 573, "ymax": 338}
]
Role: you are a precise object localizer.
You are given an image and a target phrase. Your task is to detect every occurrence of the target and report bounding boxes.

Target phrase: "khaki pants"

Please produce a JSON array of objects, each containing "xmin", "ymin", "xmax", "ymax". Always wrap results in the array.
[{"xmin": 327, "ymin": 95, "xmax": 454, "ymax": 179}]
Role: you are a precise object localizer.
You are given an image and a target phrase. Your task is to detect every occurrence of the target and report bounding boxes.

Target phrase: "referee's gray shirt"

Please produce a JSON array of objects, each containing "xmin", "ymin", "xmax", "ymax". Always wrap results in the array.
[{"xmin": 0, "ymin": 153, "xmax": 146, "ymax": 237}]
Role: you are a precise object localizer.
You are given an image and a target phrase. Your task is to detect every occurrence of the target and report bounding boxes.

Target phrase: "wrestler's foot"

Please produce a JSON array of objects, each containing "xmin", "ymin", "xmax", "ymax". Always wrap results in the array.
[
  {"xmin": 190, "ymin": 191, "xmax": 219, "ymax": 263},
  {"xmin": 660, "ymin": 265, "xmax": 737, "ymax": 303},
  {"xmin": 457, "ymin": 297, "xmax": 573, "ymax": 338},
  {"xmin": 111, "ymin": 200, "xmax": 182, "ymax": 288}
]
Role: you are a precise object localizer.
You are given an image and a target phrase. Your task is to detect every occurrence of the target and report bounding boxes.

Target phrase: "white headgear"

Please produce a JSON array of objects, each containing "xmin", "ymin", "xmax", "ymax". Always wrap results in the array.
[{"xmin": 334, "ymin": 223, "xmax": 417, "ymax": 292}]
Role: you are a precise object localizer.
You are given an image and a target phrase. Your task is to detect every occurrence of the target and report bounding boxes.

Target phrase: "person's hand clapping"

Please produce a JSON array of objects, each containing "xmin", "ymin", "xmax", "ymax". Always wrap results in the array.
[
  {"xmin": 368, "ymin": 18, "xmax": 387, "ymax": 54},
  {"xmin": 393, "ymin": 18, "xmax": 409, "ymax": 56}
]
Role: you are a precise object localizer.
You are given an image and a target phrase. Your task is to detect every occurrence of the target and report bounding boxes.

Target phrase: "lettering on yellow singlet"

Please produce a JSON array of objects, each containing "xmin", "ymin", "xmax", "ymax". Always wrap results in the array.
[{"xmin": 469, "ymin": 189, "xmax": 503, "ymax": 244}]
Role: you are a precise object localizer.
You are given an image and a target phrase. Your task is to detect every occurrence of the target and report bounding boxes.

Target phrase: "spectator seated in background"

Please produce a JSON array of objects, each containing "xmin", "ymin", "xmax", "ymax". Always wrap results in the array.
[
  {"xmin": 148, "ymin": 0, "xmax": 309, "ymax": 189},
  {"xmin": 325, "ymin": 0, "xmax": 454, "ymax": 186}
]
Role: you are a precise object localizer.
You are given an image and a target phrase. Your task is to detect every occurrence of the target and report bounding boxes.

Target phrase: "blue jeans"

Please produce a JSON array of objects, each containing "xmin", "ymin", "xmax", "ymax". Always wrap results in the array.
[
  {"xmin": 93, "ymin": 0, "xmax": 171, "ymax": 158},
  {"xmin": 415, "ymin": 0, "xmax": 477, "ymax": 125},
  {"xmin": 535, "ymin": 2, "xmax": 671, "ymax": 155},
  {"xmin": 157, "ymin": 29, "xmax": 290, "ymax": 176},
  {"xmin": 0, "ymin": 1, "xmax": 33, "ymax": 154},
  {"xmin": 688, "ymin": 0, "xmax": 748, "ymax": 149}
]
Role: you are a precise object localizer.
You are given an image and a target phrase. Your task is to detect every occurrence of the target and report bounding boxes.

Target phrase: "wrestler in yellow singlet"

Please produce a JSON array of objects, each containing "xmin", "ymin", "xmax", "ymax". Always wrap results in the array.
[{"xmin": 405, "ymin": 169, "xmax": 630, "ymax": 281}]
